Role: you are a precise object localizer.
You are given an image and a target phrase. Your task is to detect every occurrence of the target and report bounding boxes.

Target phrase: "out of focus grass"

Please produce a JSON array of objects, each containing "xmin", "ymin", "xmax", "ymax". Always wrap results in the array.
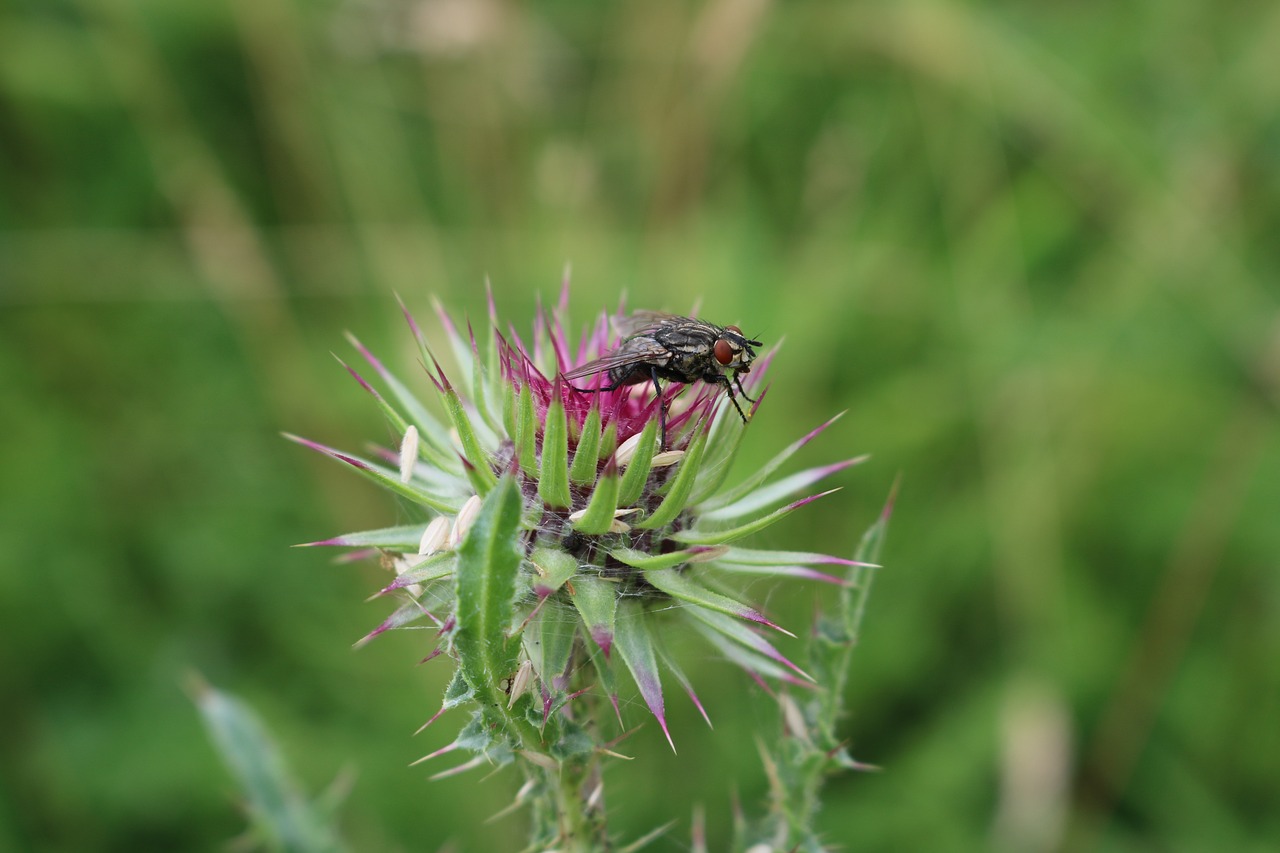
[{"xmin": 2, "ymin": 0, "xmax": 1277, "ymax": 850}]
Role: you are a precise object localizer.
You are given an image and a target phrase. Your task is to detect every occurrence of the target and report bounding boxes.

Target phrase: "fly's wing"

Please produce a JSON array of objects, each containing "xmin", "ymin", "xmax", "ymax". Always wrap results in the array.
[
  {"xmin": 560, "ymin": 336, "xmax": 670, "ymax": 381},
  {"xmin": 609, "ymin": 311, "xmax": 694, "ymax": 340}
]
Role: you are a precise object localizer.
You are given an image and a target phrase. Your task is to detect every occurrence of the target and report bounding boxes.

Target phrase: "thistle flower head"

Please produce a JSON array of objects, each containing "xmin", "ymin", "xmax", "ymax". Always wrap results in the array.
[{"xmin": 291, "ymin": 283, "xmax": 869, "ymax": 762}]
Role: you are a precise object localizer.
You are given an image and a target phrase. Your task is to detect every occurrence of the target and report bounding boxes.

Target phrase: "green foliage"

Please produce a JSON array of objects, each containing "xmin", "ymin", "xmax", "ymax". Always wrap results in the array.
[
  {"xmin": 194, "ymin": 681, "xmax": 346, "ymax": 853},
  {"xmin": 452, "ymin": 474, "xmax": 529, "ymax": 743},
  {"xmin": 3, "ymin": 0, "xmax": 1278, "ymax": 850}
]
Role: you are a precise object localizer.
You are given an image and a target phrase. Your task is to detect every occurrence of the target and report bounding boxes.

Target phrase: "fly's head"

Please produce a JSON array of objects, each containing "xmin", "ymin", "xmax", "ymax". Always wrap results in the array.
[{"xmin": 713, "ymin": 325, "xmax": 762, "ymax": 376}]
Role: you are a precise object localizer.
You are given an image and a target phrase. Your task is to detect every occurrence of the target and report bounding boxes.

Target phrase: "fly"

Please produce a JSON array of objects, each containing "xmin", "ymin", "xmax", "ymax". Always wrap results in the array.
[{"xmin": 562, "ymin": 311, "xmax": 762, "ymax": 450}]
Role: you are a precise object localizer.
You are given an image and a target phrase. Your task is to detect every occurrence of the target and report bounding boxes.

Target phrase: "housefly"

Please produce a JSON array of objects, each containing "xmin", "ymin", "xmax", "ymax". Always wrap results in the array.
[{"xmin": 562, "ymin": 312, "xmax": 762, "ymax": 449}]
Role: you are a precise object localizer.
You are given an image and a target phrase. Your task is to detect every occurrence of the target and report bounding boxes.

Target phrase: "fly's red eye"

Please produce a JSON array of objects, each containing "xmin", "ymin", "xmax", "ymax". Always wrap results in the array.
[
  {"xmin": 725, "ymin": 324, "xmax": 742, "ymax": 336},
  {"xmin": 714, "ymin": 338, "xmax": 734, "ymax": 365}
]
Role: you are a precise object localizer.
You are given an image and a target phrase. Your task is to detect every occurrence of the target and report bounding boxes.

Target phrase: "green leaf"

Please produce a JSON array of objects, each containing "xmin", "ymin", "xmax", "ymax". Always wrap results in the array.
[
  {"xmin": 385, "ymin": 552, "xmax": 457, "ymax": 589},
  {"xmin": 514, "ymin": 383, "xmax": 537, "ymax": 473},
  {"xmin": 599, "ymin": 419, "xmax": 619, "ymax": 463},
  {"xmin": 571, "ymin": 458, "xmax": 621, "ymax": 535},
  {"xmin": 569, "ymin": 574, "xmax": 618, "ymax": 656},
  {"xmin": 700, "ymin": 411, "xmax": 845, "ymax": 511},
  {"xmin": 284, "ymin": 435, "xmax": 464, "ymax": 515},
  {"xmin": 453, "ymin": 475, "xmax": 526, "ymax": 717},
  {"xmin": 617, "ymin": 418, "xmax": 660, "ymax": 507},
  {"xmin": 614, "ymin": 599, "xmax": 674, "ymax": 751},
  {"xmin": 685, "ymin": 607, "xmax": 811, "ymax": 682},
  {"xmin": 525, "ymin": 602, "xmax": 578, "ymax": 695},
  {"xmin": 569, "ymin": 400, "xmax": 603, "ymax": 484},
  {"xmin": 193, "ymin": 680, "xmax": 346, "ymax": 853},
  {"xmin": 436, "ymin": 383, "xmax": 497, "ymax": 494},
  {"xmin": 700, "ymin": 457, "xmax": 866, "ymax": 522},
  {"xmin": 688, "ymin": 395, "xmax": 751, "ymax": 505},
  {"xmin": 298, "ymin": 523, "xmax": 429, "ymax": 550},
  {"xmin": 841, "ymin": 482, "xmax": 894, "ymax": 637},
  {"xmin": 642, "ymin": 568, "xmax": 779, "ymax": 631},
  {"xmin": 538, "ymin": 388, "xmax": 571, "ymax": 508},
  {"xmin": 673, "ymin": 490, "xmax": 838, "ymax": 545},
  {"xmin": 636, "ymin": 425, "xmax": 710, "ymax": 530},
  {"xmin": 608, "ymin": 545, "xmax": 726, "ymax": 571},
  {"xmin": 529, "ymin": 546, "xmax": 578, "ymax": 595},
  {"xmin": 345, "ymin": 332, "xmax": 459, "ymax": 473}
]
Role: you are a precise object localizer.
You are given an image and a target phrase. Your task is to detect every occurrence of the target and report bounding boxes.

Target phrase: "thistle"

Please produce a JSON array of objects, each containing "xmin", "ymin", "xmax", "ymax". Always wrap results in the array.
[{"xmin": 288, "ymin": 284, "xmax": 879, "ymax": 851}]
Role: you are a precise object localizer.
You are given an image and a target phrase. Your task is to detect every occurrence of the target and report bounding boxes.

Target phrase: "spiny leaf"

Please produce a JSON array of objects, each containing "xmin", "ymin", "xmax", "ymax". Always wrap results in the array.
[
  {"xmin": 345, "ymin": 331, "xmax": 458, "ymax": 473},
  {"xmin": 699, "ymin": 457, "xmax": 867, "ymax": 521},
  {"xmin": 453, "ymin": 475, "xmax": 525, "ymax": 715},
  {"xmin": 514, "ymin": 383, "xmax": 537, "ymax": 473},
  {"xmin": 673, "ymin": 490, "xmax": 839, "ymax": 545},
  {"xmin": 614, "ymin": 599, "xmax": 675, "ymax": 752},
  {"xmin": 700, "ymin": 411, "xmax": 845, "ymax": 511},
  {"xmin": 192, "ymin": 679, "xmax": 347, "ymax": 853},
  {"xmin": 529, "ymin": 547, "xmax": 578, "ymax": 597},
  {"xmin": 524, "ymin": 602, "xmax": 577, "ymax": 697},
  {"xmin": 569, "ymin": 574, "xmax": 617, "ymax": 657},
  {"xmin": 642, "ymin": 568, "xmax": 786, "ymax": 633},
  {"xmin": 608, "ymin": 545, "xmax": 727, "ymax": 571},
  {"xmin": 538, "ymin": 382, "xmax": 571, "ymax": 509},
  {"xmin": 283, "ymin": 434, "xmax": 463, "ymax": 515},
  {"xmin": 434, "ymin": 379, "xmax": 497, "ymax": 495},
  {"xmin": 636, "ymin": 424, "xmax": 710, "ymax": 530},
  {"xmin": 571, "ymin": 458, "xmax": 621, "ymax": 535},
  {"xmin": 297, "ymin": 523, "xmax": 429, "ymax": 550},
  {"xmin": 617, "ymin": 418, "xmax": 660, "ymax": 506},
  {"xmin": 688, "ymin": 393, "xmax": 752, "ymax": 505},
  {"xmin": 569, "ymin": 399, "xmax": 603, "ymax": 484}
]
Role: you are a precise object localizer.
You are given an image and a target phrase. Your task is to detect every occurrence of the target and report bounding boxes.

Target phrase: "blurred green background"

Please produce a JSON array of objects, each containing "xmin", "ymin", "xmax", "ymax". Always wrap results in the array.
[{"xmin": 2, "ymin": 0, "xmax": 1277, "ymax": 850}]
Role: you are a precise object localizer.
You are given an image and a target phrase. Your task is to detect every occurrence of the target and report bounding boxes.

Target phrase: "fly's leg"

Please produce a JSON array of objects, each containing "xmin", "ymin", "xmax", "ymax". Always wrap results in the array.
[
  {"xmin": 733, "ymin": 372, "xmax": 759, "ymax": 405},
  {"xmin": 651, "ymin": 366, "xmax": 669, "ymax": 451},
  {"xmin": 566, "ymin": 375, "xmax": 627, "ymax": 394},
  {"xmin": 722, "ymin": 377, "xmax": 751, "ymax": 425}
]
